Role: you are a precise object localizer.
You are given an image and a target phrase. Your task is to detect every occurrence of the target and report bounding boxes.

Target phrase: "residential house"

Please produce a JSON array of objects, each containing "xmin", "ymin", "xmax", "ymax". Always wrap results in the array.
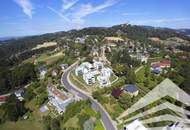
[
  {"xmin": 123, "ymin": 120, "xmax": 147, "ymax": 130},
  {"xmin": 39, "ymin": 67, "xmax": 47, "ymax": 79},
  {"xmin": 75, "ymin": 37, "xmax": 85, "ymax": 44},
  {"xmin": 60, "ymin": 64, "xmax": 68, "ymax": 70},
  {"xmin": 111, "ymin": 88, "xmax": 123, "ymax": 99},
  {"xmin": 151, "ymin": 67, "xmax": 162, "ymax": 74},
  {"xmin": 97, "ymin": 75, "xmax": 110, "ymax": 87},
  {"xmin": 0, "ymin": 96, "xmax": 8, "ymax": 105},
  {"xmin": 151, "ymin": 60, "xmax": 171, "ymax": 74},
  {"xmin": 48, "ymin": 86, "xmax": 74, "ymax": 114},
  {"xmin": 124, "ymin": 84, "xmax": 139, "ymax": 97},
  {"xmin": 14, "ymin": 89, "xmax": 24, "ymax": 101},
  {"xmin": 83, "ymin": 73, "xmax": 95, "ymax": 85},
  {"xmin": 52, "ymin": 69, "xmax": 58, "ymax": 77},
  {"xmin": 137, "ymin": 53, "xmax": 149, "ymax": 63}
]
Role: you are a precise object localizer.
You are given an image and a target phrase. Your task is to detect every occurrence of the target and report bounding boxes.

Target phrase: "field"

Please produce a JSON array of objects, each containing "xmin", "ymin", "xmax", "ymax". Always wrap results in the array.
[
  {"xmin": 148, "ymin": 36, "xmax": 188, "ymax": 46},
  {"xmin": 24, "ymin": 51, "xmax": 64, "ymax": 65},
  {"xmin": 0, "ymin": 120, "xmax": 43, "ymax": 130},
  {"xmin": 36, "ymin": 52, "xmax": 64, "ymax": 64},
  {"xmin": 32, "ymin": 42, "xmax": 57, "ymax": 50}
]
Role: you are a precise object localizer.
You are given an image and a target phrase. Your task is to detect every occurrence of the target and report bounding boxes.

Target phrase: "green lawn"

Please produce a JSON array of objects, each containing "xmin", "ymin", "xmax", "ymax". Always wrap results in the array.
[
  {"xmin": 94, "ymin": 120, "xmax": 104, "ymax": 130},
  {"xmin": 70, "ymin": 71, "xmax": 89, "ymax": 92},
  {"xmin": 62, "ymin": 116, "xmax": 79, "ymax": 129},
  {"xmin": 0, "ymin": 120, "xmax": 43, "ymax": 130},
  {"xmin": 23, "ymin": 51, "xmax": 64, "ymax": 65},
  {"xmin": 36, "ymin": 52, "xmax": 64, "ymax": 64}
]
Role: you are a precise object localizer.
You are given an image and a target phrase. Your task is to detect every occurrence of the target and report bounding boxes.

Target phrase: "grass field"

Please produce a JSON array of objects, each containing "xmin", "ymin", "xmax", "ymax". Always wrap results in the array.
[
  {"xmin": 94, "ymin": 120, "xmax": 104, "ymax": 130},
  {"xmin": 62, "ymin": 116, "xmax": 79, "ymax": 129},
  {"xmin": 36, "ymin": 52, "xmax": 64, "ymax": 64},
  {"xmin": 23, "ymin": 51, "xmax": 64, "ymax": 65},
  {"xmin": 0, "ymin": 120, "xmax": 43, "ymax": 130},
  {"xmin": 32, "ymin": 42, "xmax": 57, "ymax": 50}
]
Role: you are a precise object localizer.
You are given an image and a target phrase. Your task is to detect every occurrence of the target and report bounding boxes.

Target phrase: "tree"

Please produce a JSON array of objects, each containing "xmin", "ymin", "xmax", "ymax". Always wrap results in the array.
[
  {"xmin": 24, "ymin": 87, "xmax": 35, "ymax": 101},
  {"xmin": 51, "ymin": 118, "xmax": 61, "ymax": 130},
  {"xmin": 144, "ymin": 66, "xmax": 151, "ymax": 77},
  {"xmin": 2, "ymin": 94, "xmax": 27, "ymax": 121},
  {"xmin": 118, "ymin": 94, "xmax": 132, "ymax": 109},
  {"xmin": 125, "ymin": 69, "xmax": 136, "ymax": 84},
  {"xmin": 112, "ymin": 64, "xmax": 128, "ymax": 76},
  {"xmin": 78, "ymin": 114, "xmax": 90, "ymax": 129},
  {"xmin": 43, "ymin": 116, "xmax": 51, "ymax": 130}
]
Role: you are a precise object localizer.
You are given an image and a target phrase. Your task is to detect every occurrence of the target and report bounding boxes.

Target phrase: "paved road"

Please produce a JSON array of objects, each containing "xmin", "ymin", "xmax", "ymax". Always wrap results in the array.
[{"xmin": 61, "ymin": 64, "xmax": 117, "ymax": 130}]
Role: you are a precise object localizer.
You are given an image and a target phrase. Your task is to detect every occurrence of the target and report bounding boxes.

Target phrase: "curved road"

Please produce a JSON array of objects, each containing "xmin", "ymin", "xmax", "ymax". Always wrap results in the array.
[{"xmin": 61, "ymin": 63, "xmax": 117, "ymax": 130}]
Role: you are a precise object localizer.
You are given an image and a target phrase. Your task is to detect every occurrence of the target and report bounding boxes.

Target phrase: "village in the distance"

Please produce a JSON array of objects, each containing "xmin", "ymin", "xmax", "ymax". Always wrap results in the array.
[{"xmin": 0, "ymin": 1, "xmax": 190, "ymax": 130}]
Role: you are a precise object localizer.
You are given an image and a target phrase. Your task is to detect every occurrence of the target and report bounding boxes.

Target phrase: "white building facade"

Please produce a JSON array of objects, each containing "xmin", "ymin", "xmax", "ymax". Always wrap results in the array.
[
  {"xmin": 75, "ymin": 61, "xmax": 113, "ymax": 87},
  {"xmin": 48, "ymin": 87, "xmax": 74, "ymax": 114},
  {"xmin": 123, "ymin": 120, "xmax": 147, "ymax": 130}
]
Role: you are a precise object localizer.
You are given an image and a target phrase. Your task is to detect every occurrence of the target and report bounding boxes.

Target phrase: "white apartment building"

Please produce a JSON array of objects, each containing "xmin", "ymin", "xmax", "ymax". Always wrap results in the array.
[
  {"xmin": 83, "ymin": 72, "xmax": 95, "ymax": 85},
  {"xmin": 101, "ymin": 67, "xmax": 113, "ymax": 77},
  {"xmin": 97, "ymin": 75, "xmax": 110, "ymax": 87},
  {"xmin": 75, "ymin": 61, "xmax": 113, "ymax": 87},
  {"xmin": 93, "ymin": 61, "xmax": 104, "ymax": 70},
  {"xmin": 75, "ymin": 66, "xmax": 89, "ymax": 76},
  {"xmin": 81, "ymin": 62, "xmax": 93, "ymax": 70}
]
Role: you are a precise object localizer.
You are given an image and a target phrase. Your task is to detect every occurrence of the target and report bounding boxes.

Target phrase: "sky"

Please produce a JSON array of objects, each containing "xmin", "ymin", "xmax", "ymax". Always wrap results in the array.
[{"xmin": 0, "ymin": 0, "xmax": 190, "ymax": 37}]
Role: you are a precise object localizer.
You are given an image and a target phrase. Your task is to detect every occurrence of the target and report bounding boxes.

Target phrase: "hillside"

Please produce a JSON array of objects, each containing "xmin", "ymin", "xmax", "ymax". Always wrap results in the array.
[
  {"xmin": 0, "ymin": 24, "xmax": 189, "ymax": 68},
  {"xmin": 176, "ymin": 29, "xmax": 190, "ymax": 36}
]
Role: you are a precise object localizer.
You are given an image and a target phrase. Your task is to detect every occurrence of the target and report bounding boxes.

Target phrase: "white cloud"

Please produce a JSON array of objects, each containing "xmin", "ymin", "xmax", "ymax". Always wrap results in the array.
[
  {"xmin": 61, "ymin": 0, "xmax": 79, "ymax": 12},
  {"xmin": 47, "ymin": 6, "xmax": 71, "ymax": 23},
  {"xmin": 48, "ymin": 0, "xmax": 118, "ymax": 25},
  {"xmin": 14, "ymin": 0, "xmax": 33, "ymax": 19},
  {"xmin": 71, "ymin": 0, "xmax": 117, "ymax": 24}
]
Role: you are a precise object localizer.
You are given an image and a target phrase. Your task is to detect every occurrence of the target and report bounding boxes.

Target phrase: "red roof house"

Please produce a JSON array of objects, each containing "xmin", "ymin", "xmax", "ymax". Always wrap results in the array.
[
  {"xmin": 0, "ymin": 96, "xmax": 7, "ymax": 103},
  {"xmin": 151, "ymin": 60, "xmax": 171, "ymax": 68}
]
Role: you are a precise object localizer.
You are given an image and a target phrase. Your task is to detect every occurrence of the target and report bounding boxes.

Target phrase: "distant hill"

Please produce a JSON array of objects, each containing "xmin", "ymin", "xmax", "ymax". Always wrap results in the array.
[
  {"xmin": 0, "ymin": 36, "xmax": 15, "ymax": 41},
  {"xmin": 176, "ymin": 29, "xmax": 190, "ymax": 36},
  {"xmin": 0, "ymin": 23, "xmax": 189, "ymax": 67}
]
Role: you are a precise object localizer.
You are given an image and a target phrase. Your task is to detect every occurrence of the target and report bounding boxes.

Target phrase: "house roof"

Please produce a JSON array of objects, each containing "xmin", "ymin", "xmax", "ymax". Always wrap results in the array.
[
  {"xmin": 124, "ymin": 85, "xmax": 138, "ymax": 93},
  {"xmin": 151, "ymin": 60, "xmax": 171, "ymax": 68},
  {"xmin": 111, "ymin": 88, "xmax": 123, "ymax": 98},
  {"xmin": 151, "ymin": 69, "xmax": 161, "ymax": 74},
  {"xmin": 0, "ymin": 96, "xmax": 7, "ymax": 102},
  {"xmin": 39, "ymin": 66, "xmax": 47, "ymax": 72},
  {"xmin": 49, "ymin": 87, "xmax": 68, "ymax": 101}
]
